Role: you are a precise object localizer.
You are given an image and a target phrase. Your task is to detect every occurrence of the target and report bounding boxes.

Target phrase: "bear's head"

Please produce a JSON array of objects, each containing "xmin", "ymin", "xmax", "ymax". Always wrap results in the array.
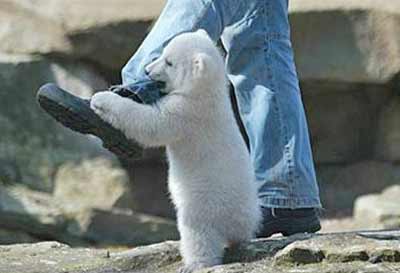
[{"xmin": 145, "ymin": 29, "xmax": 225, "ymax": 95}]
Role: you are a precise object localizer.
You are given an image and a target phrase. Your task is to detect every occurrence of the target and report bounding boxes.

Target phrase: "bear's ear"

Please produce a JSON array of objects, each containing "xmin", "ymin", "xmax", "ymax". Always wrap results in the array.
[
  {"xmin": 192, "ymin": 53, "xmax": 208, "ymax": 77},
  {"xmin": 196, "ymin": 29, "xmax": 209, "ymax": 38}
]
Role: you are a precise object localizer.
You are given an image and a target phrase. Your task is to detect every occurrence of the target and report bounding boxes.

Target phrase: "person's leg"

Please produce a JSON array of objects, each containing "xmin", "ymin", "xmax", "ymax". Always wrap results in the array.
[
  {"xmin": 121, "ymin": 0, "xmax": 239, "ymax": 102},
  {"xmin": 220, "ymin": 0, "xmax": 322, "ymax": 235},
  {"xmin": 123, "ymin": 0, "xmax": 321, "ymax": 234}
]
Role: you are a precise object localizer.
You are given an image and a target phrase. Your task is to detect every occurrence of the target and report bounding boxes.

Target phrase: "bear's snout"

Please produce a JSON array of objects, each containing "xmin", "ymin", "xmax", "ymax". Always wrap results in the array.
[{"xmin": 144, "ymin": 60, "xmax": 163, "ymax": 81}]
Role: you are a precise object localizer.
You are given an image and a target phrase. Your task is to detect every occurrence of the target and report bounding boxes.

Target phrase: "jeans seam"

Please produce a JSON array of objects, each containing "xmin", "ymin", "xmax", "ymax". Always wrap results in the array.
[{"xmin": 261, "ymin": 0, "xmax": 296, "ymax": 207}]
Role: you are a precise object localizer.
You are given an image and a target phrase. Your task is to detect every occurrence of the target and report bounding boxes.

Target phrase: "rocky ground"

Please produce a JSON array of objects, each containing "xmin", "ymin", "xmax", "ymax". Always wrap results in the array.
[
  {"xmin": 1, "ymin": 0, "xmax": 400, "ymax": 217},
  {"xmin": 1, "ymin": 231, "xmax": 400, "ymax": 273}
]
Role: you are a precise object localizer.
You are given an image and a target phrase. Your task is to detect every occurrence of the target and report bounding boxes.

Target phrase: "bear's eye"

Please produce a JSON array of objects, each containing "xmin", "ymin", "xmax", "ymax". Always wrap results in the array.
[{"xmin": 165, "ymin": 59, "xmax": 173, "ymax": 67}]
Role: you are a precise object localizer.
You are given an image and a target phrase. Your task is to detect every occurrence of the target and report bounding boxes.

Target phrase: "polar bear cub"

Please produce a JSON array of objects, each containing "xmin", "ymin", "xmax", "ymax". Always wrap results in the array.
[{"xmin": 91, "ymin": 29, "xmax": 261, "ymax": 273}]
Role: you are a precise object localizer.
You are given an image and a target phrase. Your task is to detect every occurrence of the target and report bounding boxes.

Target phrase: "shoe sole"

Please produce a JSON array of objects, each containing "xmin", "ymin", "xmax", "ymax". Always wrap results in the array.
[
  {"xmin": 37, "ymin": 83, "xmax": 142, "ymax": 159},
  {"xmin": 281, "ymin": 219, "xmax": 321, "ymax": 237},
  {"xmin": 258, "ymin": 216, "xmax": 321, "ymax": 238}
]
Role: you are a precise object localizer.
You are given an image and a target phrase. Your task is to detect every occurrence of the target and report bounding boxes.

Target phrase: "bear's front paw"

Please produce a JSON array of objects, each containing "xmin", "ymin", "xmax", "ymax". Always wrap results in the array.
[{"xmin": 90, "ymin": 91, "xmax": 121, "ymax": 126}]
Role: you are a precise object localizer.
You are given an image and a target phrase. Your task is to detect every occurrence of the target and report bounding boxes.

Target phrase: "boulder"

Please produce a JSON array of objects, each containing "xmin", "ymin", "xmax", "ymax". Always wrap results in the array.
[
  {"xmin": 36, "ymin": 0, "xmax": 164, "ymax": 70},
  {"xmin": 320, "ymin": 217, "xmax": 362, "ymax": 233},
  {"xmin": 0, "ymin": 1, "xmax": 70, "ymax": 56},
  {"xmin": 0, "ymin": 184, "xmax": 178, "ymax": 247},
  {"xmin": 302, "ymin": 83, "xmax": 391, "ymax": 163},
  {"xmin": 68, "ymin": 208, "xmax": 179, "ymax": 247},
  {"xmin": 375, "ymin": 95, "xmax": 400, "ymax": 161},
  {"xmin": 0, "ymin": 228, "xmax": 39, "ymax": 245},
  {"xmin": 289, "ymin": 0, "xmax": 400, "ymax": 84},
  {"xmin": 317, "ymin": 161, "xmax": 400, "ymax": 216},
  {"xmin": 10, "ymin": 0, "xmax": 163, "ymax": 30},
  {"xmin": 0, "ymin": 185, "xmax": 71, "ymax": 241},
  {"xmin": 0, "ymin": 0, "xmax": 165, "ymax": 71},
  {"xmin": 53, "ymin": 158, "xmax": 136, "ymax": 212},
  {"xmin": 1, "ymin": 231, "xmax": 400, "ymax": 273},
  {"xmin": 124, "ymin": 159, "xmax": 175, "ymax": 218},
  {"xmin": 354, "ymin": 185, "xmax": 400, "ymax": 229},
  {"xmin": 274, "ymin": 231, "xmax": 400, "ymax": 266},
  {"xmin": 0, "ymin": 54, "xmax": 108, "ymax": 191}
]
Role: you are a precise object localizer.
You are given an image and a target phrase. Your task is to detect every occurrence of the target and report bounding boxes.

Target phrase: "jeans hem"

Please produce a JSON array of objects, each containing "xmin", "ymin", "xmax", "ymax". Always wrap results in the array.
[{"xmin": 259, "ymin": 196, "xmax": 322, "ymax": 209}]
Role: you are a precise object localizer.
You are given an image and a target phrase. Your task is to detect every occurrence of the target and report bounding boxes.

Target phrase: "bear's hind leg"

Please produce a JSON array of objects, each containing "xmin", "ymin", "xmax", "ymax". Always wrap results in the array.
[{"xmin": 179, "ymin": 226, "xmax": 225, "ymax": 273}]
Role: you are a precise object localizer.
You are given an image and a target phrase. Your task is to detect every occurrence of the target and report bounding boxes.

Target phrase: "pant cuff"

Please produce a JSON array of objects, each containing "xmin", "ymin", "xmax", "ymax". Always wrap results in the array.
[{"xmin": 259, "ymin": 196, "xmax": 322, "ymax": 209}]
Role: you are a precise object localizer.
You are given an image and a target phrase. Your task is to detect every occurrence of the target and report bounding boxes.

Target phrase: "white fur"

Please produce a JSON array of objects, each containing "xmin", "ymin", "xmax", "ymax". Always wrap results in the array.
[{"xmin": 91, "ymin": 30, "xmax": 261, "ymax": 273}]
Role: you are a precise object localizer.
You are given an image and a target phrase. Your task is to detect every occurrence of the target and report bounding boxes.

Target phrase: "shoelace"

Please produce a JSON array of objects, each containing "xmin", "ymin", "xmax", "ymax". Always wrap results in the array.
[{"xmin": 109, "ymin": 81, "xmax": 166, "ymax": 103}]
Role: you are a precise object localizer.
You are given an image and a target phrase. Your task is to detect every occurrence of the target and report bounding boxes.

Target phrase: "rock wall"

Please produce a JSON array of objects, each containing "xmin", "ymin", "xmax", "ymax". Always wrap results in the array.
[
  {"xmin": 0, "ymin": 0, "xmax": 165, "ymax": 192},
  {"xmin": 0, "ymin": 54, "xmax": 108, "ymax": 191},
  {"xmin": 291, "ymin": 0, "xmax": 400, "ymax": 216},
  {"xmin": 1, "ymin": 0, "xmax": 400, "ymax": 223},
  {"xmin": 0, "ymin": 175, "xmax": 179, "ymax": 246}
]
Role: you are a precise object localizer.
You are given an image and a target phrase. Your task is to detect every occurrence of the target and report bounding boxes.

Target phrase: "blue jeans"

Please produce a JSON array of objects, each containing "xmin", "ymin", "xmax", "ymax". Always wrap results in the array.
[{"xmin": 122, "ymin": 0, "xmax": 322, "ymax": 209}]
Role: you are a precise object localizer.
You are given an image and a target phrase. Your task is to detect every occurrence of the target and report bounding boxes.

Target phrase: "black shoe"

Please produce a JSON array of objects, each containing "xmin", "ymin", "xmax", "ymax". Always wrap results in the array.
[
  {"xmin": 257, "ymin": 207, "xmax": 321, "ymax": 238},
  {"xmin": 36, "ymin": 81, "xmax": 163, "ymax": 159}
]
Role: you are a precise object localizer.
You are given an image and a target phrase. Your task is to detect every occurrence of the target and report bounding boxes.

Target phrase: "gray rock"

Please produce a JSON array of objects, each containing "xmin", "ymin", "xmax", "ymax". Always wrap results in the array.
[
  {"xmin": 320, "ymin": 217, "xmax": 362, "ymax": 233},
  {"xmin": 1, "ymin": 231, "xmax": 400, "ymax": 273},
  {"xmin": 0, "ymin": 184, "xmax": 178, "ymax": 247},
  {"xmin": 317, "ymin": 161, "xmax": 400, "ymax": 216},
  {"xmin": 0, "ymin": 1, "xmax": 70, "ymax": 56},
  {"xmin": 0, "ymin": 185, "xmax": 71, "ymax": 241},
  {"xmin": 0, "ymin": 159, "xmax": 21, "ymax": 185},
  {"xmin": 302, "ymin": 83, "xmax": 391, "ymax": 164},
  {"xmin": 354, "ymin": 185, "xmax": 400, "ymax": 229},
  {"xmin": 68, "ymin": 208, "xmax": 179, "ymax": 247},
  {"xmin": 43, "ymin": 0, "xmax": 163, "ymax": 70},
  {"xmin": 289, "ymin": 0, "xmax": 400, "ymax": 84},
  {"xmin": 375, "ymin": 96, "xmax": 400, "ymax": 161},
  {"xmin": 0, "ymin": 228, "xmax": 39, "ymax": 245},
  {"xmin": 53, "ymin": 158, "xmax": 136, "ymax": 212},
  {"xmin": 0, "ymin": 54, "xmax": 107, "ymax": 191},
  {"xmin": 274, "ymin": 232, "xmax": 400, "ymax": 266},
  {"xmin": 7, "ymin": 0, "xmax": 400, "ymax": 81},
  {"xmin": 0, "ymin": 241, "xmax": 110, "ymax": 273},
  {"xmin": 126, "ymin": 159, "xmax": 175, "ymax": 218},
  {"xmin": 0, "ymin": 0, "xmax": 165, "ymax": 71},
  {"xmin": 6, "ymin": 0, "xmax": 400, "ymax": 79}
]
